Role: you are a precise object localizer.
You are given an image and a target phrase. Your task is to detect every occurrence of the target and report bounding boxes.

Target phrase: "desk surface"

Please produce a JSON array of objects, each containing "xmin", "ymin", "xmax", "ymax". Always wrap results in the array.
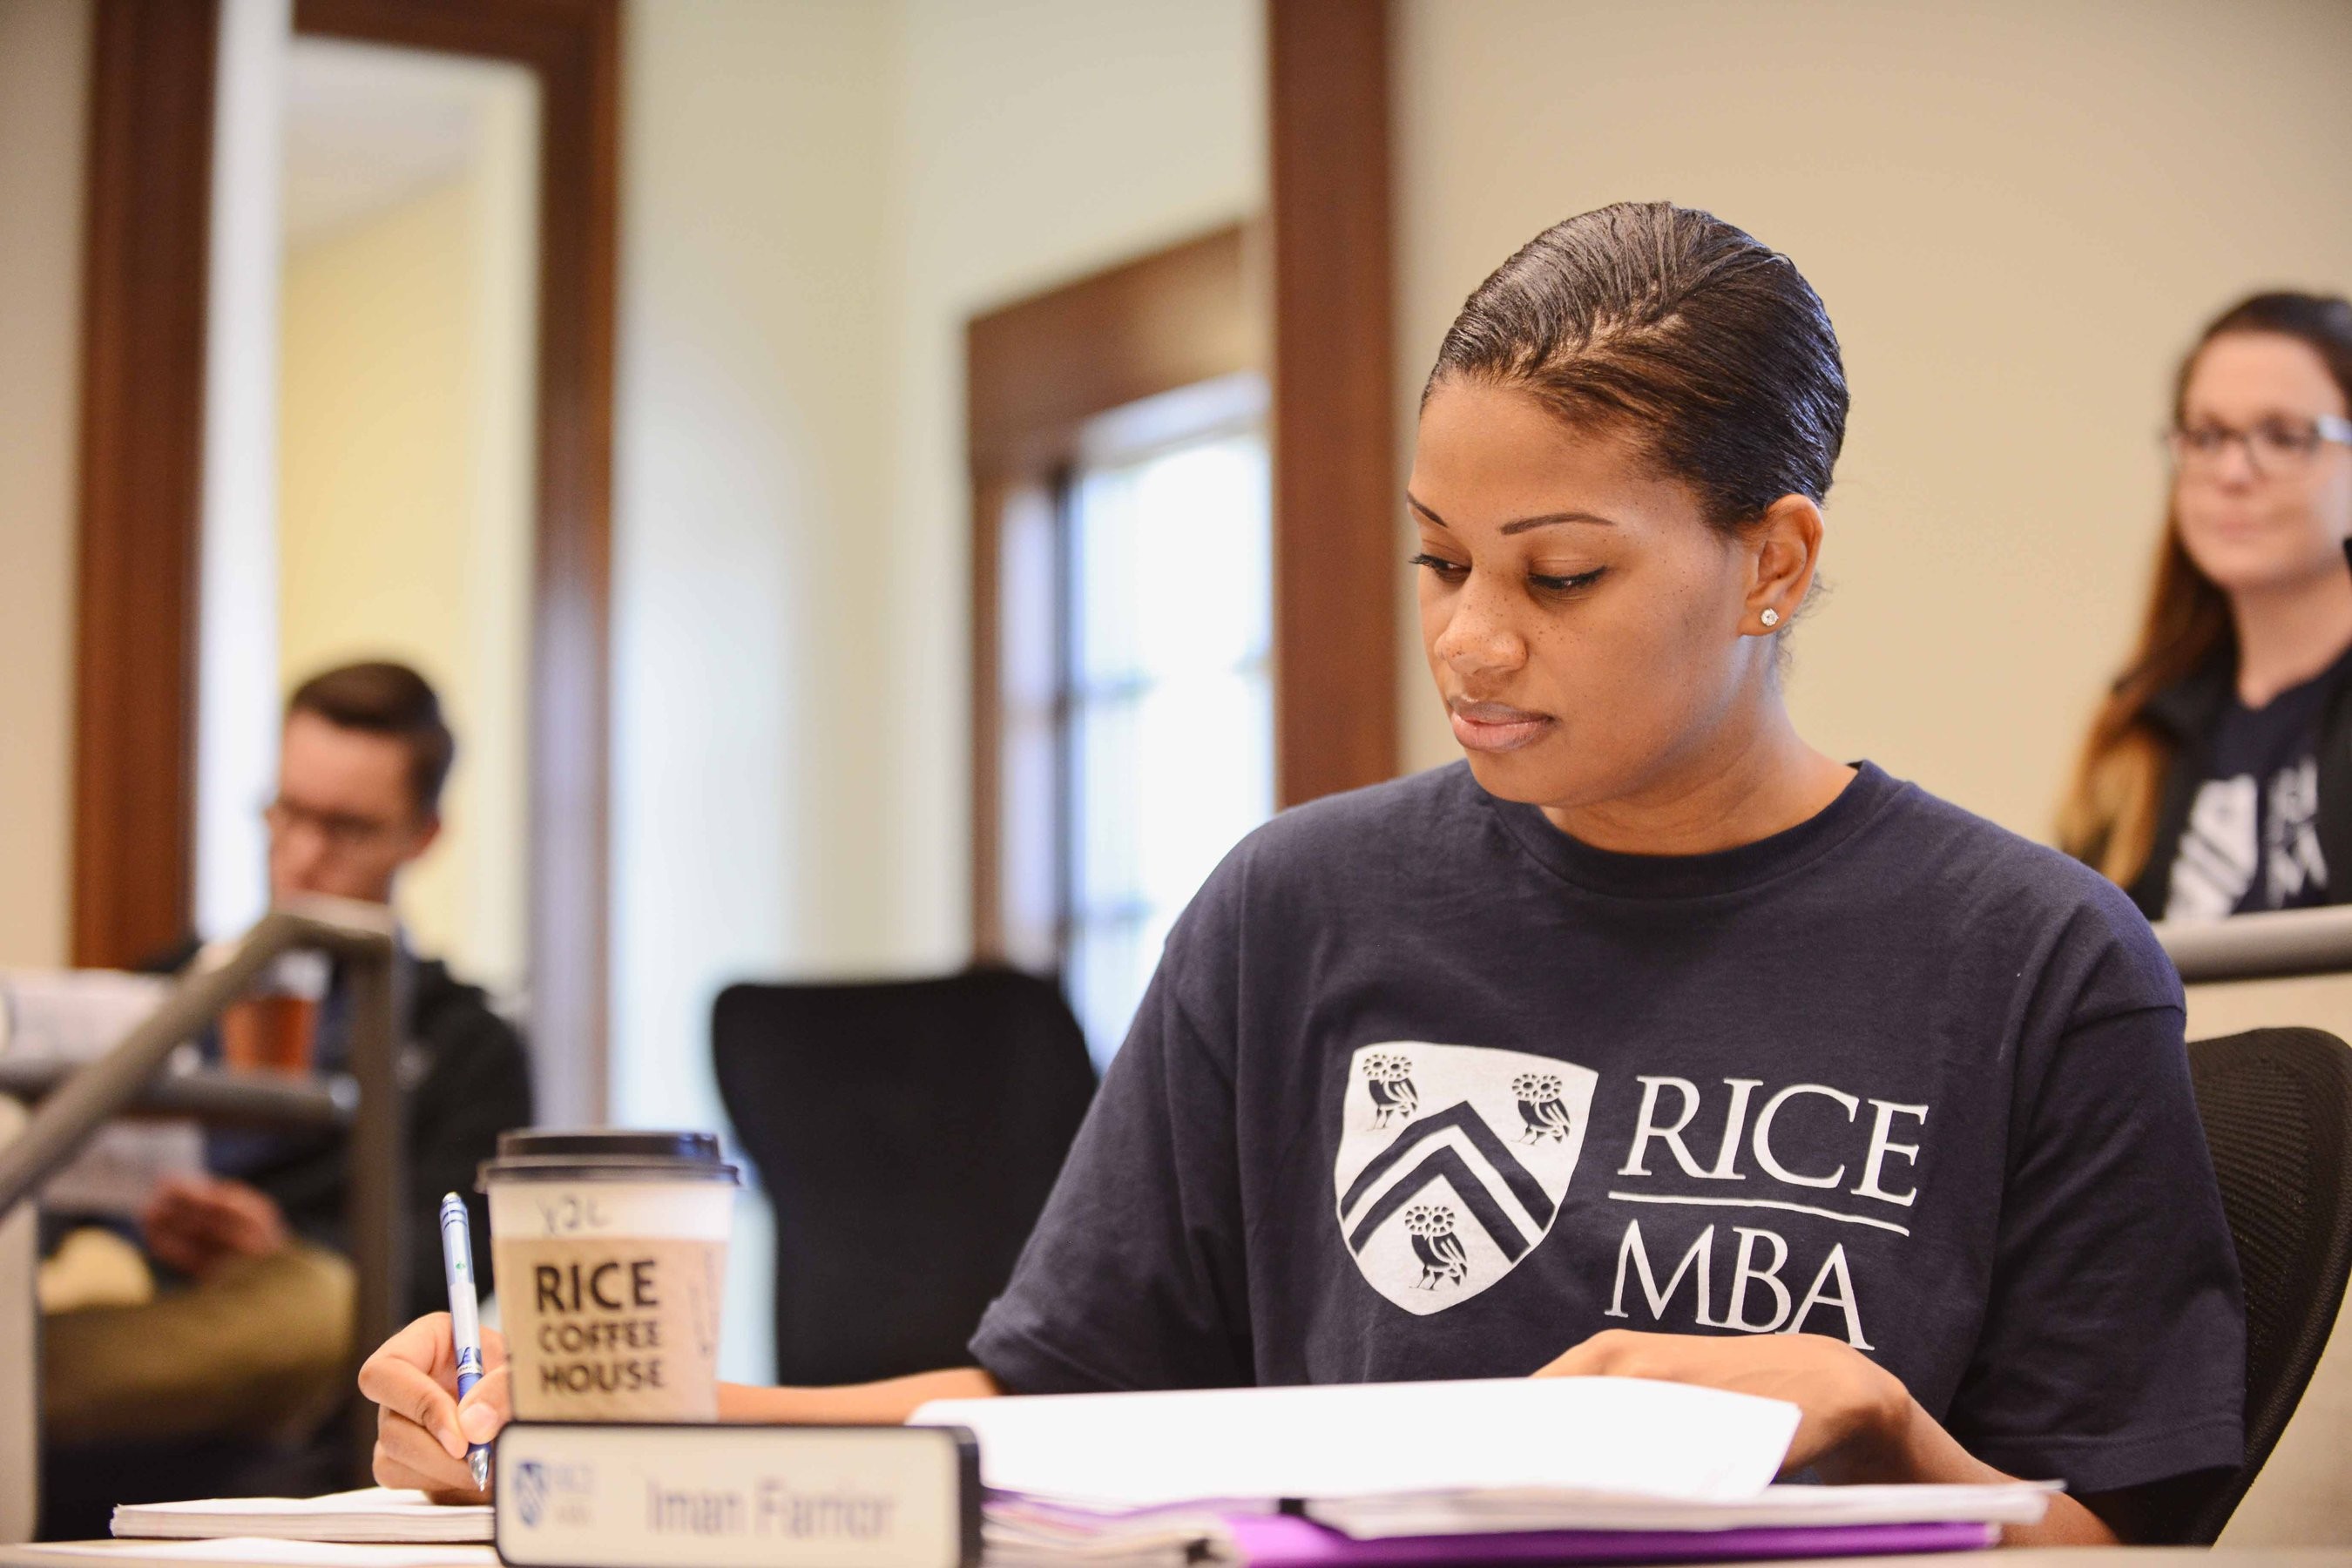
[{"xmin": 6, "ymin": 1547, "xmax": 2351, "ymax": 1567}]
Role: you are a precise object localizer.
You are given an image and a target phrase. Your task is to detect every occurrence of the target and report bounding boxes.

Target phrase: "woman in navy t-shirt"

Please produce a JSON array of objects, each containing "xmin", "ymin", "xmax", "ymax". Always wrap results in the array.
[
  {"xmin": 364, "ymin": 204, "xmax": 2244, "ymax": 1545},
  {"xmin": 2060, "ymin": 292, "xmax": 2352, "ymax": 918}
]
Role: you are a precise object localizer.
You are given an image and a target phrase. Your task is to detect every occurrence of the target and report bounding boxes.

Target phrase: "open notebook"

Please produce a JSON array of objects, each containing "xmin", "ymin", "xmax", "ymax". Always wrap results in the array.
[{"xmin": 110, "ymin": 1490, "xmax": 491, "ymax": 1545}]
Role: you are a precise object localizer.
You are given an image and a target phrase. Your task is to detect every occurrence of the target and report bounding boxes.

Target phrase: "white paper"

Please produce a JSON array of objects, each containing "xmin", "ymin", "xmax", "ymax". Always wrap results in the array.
[
  {"xmin": 1, "ymin": 969, "xmax": 200, "ymax": 1218},
  {"xmin": 1306, "ymin": 1479, "xmax": 2058, "ymax": 1537},
  {"xmin": 910, "ymin": 1375, "xmax": 1798, "ymax": 1507},
  {"xmin": 117, "ymin": 1490, "xmax": 442, "ymax": 1518},
  {"xmin": 32, "ymin": 1543, "xmax": 494, "ymax": 1568},
  {"xmin": 0, "ymin": 970, "xmax": 172, "ymax": 1058},
  {"xmin": 41, "ymin": 1119, "xmax": 206, "ymax": 1216},
  {"xmin": 112, "ymin": 1490, "xmax": 490, "ymax": 1545}
]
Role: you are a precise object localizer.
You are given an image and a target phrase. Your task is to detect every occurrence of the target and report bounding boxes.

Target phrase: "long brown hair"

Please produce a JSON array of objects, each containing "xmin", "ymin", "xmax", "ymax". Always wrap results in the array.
[{"xmin": 2058, "ymin": 291, "xmax": 2352, "ymax": 887}]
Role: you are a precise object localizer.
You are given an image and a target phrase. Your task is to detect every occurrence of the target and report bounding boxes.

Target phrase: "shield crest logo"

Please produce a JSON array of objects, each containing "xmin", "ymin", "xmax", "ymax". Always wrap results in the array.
[
  {"xmin": 512, "ymin": 1461, "xmax": 548, "ymax": 1528},
  {"xmin": 1334, "ymin": 1041, "xmax": 1597, "ymax": 1315}
]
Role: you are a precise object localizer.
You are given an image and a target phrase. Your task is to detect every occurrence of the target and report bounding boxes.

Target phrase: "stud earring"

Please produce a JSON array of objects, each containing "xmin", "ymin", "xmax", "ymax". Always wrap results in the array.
[{"xmin": 1760, "ymin": 608, "xmax": 1781, "ymax": 628}]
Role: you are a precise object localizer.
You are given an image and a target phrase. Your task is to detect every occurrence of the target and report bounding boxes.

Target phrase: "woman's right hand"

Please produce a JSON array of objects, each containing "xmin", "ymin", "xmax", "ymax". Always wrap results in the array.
[{"xmin": 358, "ymin": 1312, "xmax": 511, "ymax": 1500}]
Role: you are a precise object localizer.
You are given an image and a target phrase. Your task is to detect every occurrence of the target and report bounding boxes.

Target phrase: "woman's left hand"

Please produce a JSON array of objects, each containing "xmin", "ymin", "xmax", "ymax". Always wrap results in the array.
[{"xmin": 1534, "ymin": 1328, "xmax": 1914, "ymax": 1480}]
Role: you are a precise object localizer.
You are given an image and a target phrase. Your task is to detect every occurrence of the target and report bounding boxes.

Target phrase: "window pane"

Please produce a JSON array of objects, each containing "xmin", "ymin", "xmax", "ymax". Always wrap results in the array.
[
  {"xmin": 1070, "ymin": 466, "xmax": 1142, "ymax": 687},
  {"xmin": 1071, "ymin": 692, "xmax": 1145, "ymax": 915},
  {"xmin": 997, "ymin": 485, "xmax": 1058, "ymax": 712},
  {"xmin": 1071, "ymin": 432, "xmax": 1269, "ymax": 690},
  {"xmin": 1129, "ymin": 436, "xmax": 1269, "ymax": 679},
  {"xmin": 1065, "ymin": 915, "xmax": 1155, "ymax": 1072},
  {"xmin": 1062, "ymin": 417, "xmax": 1273, "ymax": 1064},
  {"xmin": 1069, "ymin": 669, "xmax": 1271, "ymax": 918},
  {"xmin": 998, "ymin": 708, "xmax": 1059, "ymax": 970},
  {"xmin": 1130, "ymin": 670, "xmax": 1270, "ymax": 909}
]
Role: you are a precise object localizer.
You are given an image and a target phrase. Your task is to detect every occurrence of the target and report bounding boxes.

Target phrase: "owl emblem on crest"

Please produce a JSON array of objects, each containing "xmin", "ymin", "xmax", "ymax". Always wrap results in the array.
[
  {"xmin": 1362, "ymin": 1051, "xmax": 1419, "ymax": 1128},
  {"xmin": 1335, "ymin": 1041, "xmax": 1595, "ymax": 1315},
  {"xmin": 1402, "ymin": 1203, "xmax": 1470, "ymax": 1288},
  {"xmin": 1511, "ymin": 1071, "xmax": 1573, "ymax": 1143}
]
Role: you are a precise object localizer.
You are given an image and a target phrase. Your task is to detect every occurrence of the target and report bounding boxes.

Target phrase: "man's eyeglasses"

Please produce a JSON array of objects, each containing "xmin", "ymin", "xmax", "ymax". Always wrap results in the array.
[
  {"xmin": 2166, "ymin": 413, "xmax": 2352, "ymax": 480},
  {"xmin": 260, "ymin": 797, "xmax": 405, "ymax": 854}
]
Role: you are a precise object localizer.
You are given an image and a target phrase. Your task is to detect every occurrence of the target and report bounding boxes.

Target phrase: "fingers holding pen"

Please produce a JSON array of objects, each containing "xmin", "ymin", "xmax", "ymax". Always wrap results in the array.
[
  {"xmin": 374, "ymin": 1408, "xmax": 480, "ymax": 1497},
  {"xmin": 359, "ymin": 1312, "xmax": 466, "ymax": 1458},
  {"xmin": 458, "ymin": 1363, "xmax": 513, "ymax": 1445}
]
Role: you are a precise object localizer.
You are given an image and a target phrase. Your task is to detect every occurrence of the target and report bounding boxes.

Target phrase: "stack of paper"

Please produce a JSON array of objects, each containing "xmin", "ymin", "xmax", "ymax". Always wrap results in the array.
[
  {"xmin": 912, "ymin": 1377, "xmax": 1801, "ymax": 1508},
  {"xmin": 977, "ymin": 1507, "xmax": 2020, "ymax": 1567},
  {"xmin": 112, "ymin": 1490, "xmax": 493, "ymax": 1545},
  {"xmin": 1309, "ymin": 1481, "xmax": 2056, "ymax": 1538},
  {"xmin": 38, "ymin": 1543, "xmax": 494, "ymax": 1568},
  {"xmin": 911, "ymin": 1377, "xmax": 2051, "ymax": 1566}
]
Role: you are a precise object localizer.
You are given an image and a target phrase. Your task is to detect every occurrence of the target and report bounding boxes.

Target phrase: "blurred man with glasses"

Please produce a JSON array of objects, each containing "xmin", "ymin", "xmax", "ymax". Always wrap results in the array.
[{"xmin": 40, "ymin": 662, "xmax": 531, "ymax": 1519}]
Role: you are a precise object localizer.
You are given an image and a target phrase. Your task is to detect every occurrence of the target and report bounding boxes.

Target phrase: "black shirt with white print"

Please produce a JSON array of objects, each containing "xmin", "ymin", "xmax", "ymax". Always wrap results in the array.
[
  {"xmin": 972, "ymin": 762, "xmax": 2245, "ymax": 1498},
  {"xmin": 2164, "ymin": 648, "xmax": 2352, "ymax": 920}
]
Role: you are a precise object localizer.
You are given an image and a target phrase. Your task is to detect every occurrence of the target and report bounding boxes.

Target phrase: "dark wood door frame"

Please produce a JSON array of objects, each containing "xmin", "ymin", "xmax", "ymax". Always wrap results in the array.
[
  {"xmin": 1267, "ymin": 0, "xmax": 1396, "ymax": 809},
  {"xmin": 71, "ymin": 0, "xmax": 618, "ymax": 1124},
  {"xmin": 70, "ymin": 0, "xmax": 221, "ymax": 975}
]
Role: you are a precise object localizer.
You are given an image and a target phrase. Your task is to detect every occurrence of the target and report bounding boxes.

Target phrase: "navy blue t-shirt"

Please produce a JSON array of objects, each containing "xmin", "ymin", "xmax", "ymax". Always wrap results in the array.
[
  {"xmin": 2164, "ymin": 650, "xmax": 2352, "ymax": 920},
  {"xmin": 972, "ymin": 762, "xmax": 2246, "ymax": 1497}
]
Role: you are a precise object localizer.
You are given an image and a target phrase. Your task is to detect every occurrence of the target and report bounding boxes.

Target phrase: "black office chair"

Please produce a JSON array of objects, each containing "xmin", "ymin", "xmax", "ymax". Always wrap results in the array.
[
  {"xmin": 2167, "ymin": 1027, "xmax": 2352, "ymax": 1544},
  {"xmin": 712, "ymin": 968, "xmax": 1098, "ymax": 1386}
]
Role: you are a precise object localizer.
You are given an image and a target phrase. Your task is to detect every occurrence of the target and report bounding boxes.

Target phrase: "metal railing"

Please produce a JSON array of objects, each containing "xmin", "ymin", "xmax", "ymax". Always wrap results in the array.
[
  {"xmin": 2153, "ymin": 905, "xmax": 2352, "ymax": 987},
  {"xmin": 0, "ymin": 1058, "xmax": 348, "ymax": 1132},
  {"xmin": 0, "ymin": 898, "xmax": 408, "ymax": 1539}
]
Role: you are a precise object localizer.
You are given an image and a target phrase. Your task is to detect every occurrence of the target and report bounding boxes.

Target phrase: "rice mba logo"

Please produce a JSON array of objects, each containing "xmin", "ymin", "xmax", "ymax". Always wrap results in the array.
[
  {"xmin": 1333, "ymin": 1042, "xmax": 1598, "ymax": 1314},
  {"xmin": 513, "ymin": 1462, "xmax": 549, "ymax": 1529},
  {"xmin": 510, "ymin": 1458, "xmax": 597, "ymax": 1530}
]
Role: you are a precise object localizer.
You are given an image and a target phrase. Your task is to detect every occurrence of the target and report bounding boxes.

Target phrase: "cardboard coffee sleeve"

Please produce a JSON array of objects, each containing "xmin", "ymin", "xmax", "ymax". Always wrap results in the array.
[
  {"xmin": 482, "ymin": 1131, "xmax": 740, "ymax": 1423},
  {"xmin": 497, "ymin": 1235, "xmax": 725, "ymax": 1419}
]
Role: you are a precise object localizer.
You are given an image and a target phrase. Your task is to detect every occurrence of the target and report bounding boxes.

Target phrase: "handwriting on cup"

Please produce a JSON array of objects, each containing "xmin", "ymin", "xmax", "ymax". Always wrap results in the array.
[{"xmin": 535, "ymin": 1194, "xmax": 613, "ymax": 1232}]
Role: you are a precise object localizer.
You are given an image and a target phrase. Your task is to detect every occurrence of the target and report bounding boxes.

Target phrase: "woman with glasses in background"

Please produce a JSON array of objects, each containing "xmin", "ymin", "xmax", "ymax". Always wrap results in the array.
[{"xmin": 2062, "ymin": 293, "xmax": 2352, "ymax": 920}]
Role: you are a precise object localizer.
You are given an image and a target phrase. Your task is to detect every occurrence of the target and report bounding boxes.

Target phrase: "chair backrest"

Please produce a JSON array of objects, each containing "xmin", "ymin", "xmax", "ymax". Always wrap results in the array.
[
  {"xmin": 2173, "ymin": 1027, "xmax": 2352, "ymax": 1544},
  {"xmin": 712, "ymin": 968, "xmax": 1097, "ymax": 1386}
]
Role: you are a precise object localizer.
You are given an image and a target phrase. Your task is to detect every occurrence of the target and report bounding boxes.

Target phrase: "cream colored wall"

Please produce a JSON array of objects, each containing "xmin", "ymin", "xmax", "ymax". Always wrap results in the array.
[
  {"xmin": 609, "ymin": 0, "xmax": 1262, "ymax": 1380},
  {"xmin": 277, "ymin": 91, "xmax": 537, "ymax": 999},
  {"xmin": 0, "ymin": 0, "xmax": 93, "ymax": 969},
  {"xmin": 1393, "ymin": 0, "xmax": 2352, "ymax": 839},
  {"xmin": 611, "ymin": 0, "xmax": 898, "ymax": 1382}
]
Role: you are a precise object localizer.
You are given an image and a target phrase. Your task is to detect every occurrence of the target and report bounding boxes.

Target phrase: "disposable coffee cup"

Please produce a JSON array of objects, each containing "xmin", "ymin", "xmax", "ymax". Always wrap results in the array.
[{"xmin": 480, "ymin": 1129, "xmax": 740, "ymax": 1422}]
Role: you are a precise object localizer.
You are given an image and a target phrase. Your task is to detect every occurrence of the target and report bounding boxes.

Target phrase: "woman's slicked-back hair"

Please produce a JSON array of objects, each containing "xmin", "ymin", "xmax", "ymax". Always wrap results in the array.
[{"xmin": 1425, "ymin": 201, "xmax": 1849, "ymax": 530}]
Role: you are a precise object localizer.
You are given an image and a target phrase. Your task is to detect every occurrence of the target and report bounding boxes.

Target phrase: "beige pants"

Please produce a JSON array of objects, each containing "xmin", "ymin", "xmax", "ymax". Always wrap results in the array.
[{"xmin": 42, "ymin": 1244, "xmax": 355, "ymax": 1447}]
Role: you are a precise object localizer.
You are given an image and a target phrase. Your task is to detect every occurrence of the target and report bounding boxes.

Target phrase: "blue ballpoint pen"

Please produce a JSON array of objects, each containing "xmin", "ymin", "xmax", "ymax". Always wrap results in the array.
[{"xmin": 437, "ymin": 1192, "xmax": 492, "ymax": 1491}]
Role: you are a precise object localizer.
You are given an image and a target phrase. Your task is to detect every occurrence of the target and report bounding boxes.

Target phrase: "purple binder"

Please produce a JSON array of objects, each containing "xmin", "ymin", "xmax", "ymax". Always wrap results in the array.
[{"xmin": 1221, "ymin": 1512, "xmax": 1998, "ymax": 1566}]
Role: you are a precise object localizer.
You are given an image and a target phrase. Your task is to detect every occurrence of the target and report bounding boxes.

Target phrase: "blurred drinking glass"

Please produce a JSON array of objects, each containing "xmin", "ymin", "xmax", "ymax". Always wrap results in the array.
[{"xmin": 219, "ymin": 951, "xmax": 329, "ymax": 1076}]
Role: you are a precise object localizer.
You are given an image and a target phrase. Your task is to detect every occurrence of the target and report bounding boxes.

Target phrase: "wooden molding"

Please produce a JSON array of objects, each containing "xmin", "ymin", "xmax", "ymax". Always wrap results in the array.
[
  {"xmin": 968, "ymin": 475, "xmax": 1011, "ymax": 960},
  {"xmin": 295, "ymin": 0, "xmax": 621, "ymax": 1127},
  {"xmin": 70, "ymin": 0, "xmax": 221, "ymax": 970},
  {"xmin": 968, "ymin": 226, "xmax": 1260, "ymax": 482},
  {"xmin": 1267, "ymin": 0, "xmax": 1397, "ymax": 808}
]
